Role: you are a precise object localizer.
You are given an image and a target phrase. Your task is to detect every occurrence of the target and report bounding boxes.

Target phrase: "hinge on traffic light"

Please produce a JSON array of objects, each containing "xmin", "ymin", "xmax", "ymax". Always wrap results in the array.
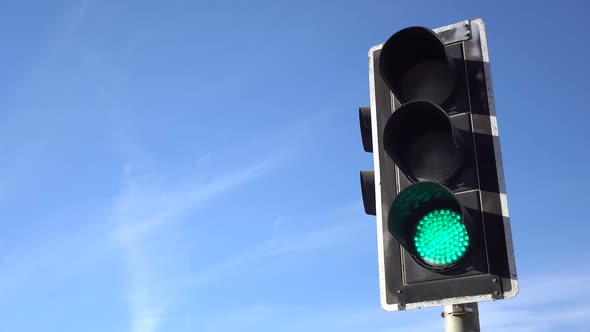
[
  {"xmin": 491, "ymin": 276, "xmax": 503, "ymax": 300},
  {"xmin": 438, "ymin": 22, "xmax": 472, "ymax": 45},
  {"xmin": 395, "ymin": 287, "xmax": 406, "ymax": 309}
]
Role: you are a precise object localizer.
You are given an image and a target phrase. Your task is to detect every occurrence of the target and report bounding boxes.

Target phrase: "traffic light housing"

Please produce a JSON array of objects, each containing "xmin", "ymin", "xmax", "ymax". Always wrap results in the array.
[{"xmin": 360, "ymin": 19, "xmax": 518, "ymax": 311}]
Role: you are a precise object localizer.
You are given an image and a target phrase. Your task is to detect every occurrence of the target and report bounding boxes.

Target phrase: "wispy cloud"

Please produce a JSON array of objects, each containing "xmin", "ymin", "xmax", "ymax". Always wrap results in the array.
[
  {"xmin": 176, "ymin": 214, "xmax": 366, "ymax": 290},
  {"xmin": 479, "ymin": 270, "xmax": 590, "ymax": 331},
  {"xmin": 98, "ymin": 63, "xmax": 356, "ymax": 330},
  {"xmin": 198, "ymin": 304, "xmax": 441, "ymax": 332},
  {"xmin": 111, "ymin": 156, "xmax": 281, "ymax": 332},
  {"xmin": 0, "ymin": 0, "xmax": 92, "ymax": 202},
  {"xmin": 109, "ymin": 148, "xmax": 367, "ymax": 332},
  {"xmin": 0, "ymin": 212, "xmax": 107, "ymax": 295},
  {"xmin": 3, "ymin": 0, "xmax": 90, "ymax": 106},
  {"xmin": 111, "ymin": 158, "xmax": 276, "ymax": 245},
  {"xmin": 194, "ymin": 268, "xmax": 590, "ymax": 332}
]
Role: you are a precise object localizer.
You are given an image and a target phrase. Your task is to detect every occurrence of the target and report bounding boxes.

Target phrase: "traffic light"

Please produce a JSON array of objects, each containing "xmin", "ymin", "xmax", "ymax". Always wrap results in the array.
[{"xmin": 359, "ymin": 19, "xmax": 518, "ymax": 311}]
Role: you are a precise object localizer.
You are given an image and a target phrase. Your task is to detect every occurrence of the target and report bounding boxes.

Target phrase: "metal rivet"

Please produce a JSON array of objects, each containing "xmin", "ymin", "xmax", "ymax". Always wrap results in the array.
[
  {"xmin": 397, "ymin": 289, "xmax": 403, "ymax": 294},
  {"xmin": 492, "ymin": 278, "xmax": 498, "ymax": 283}
]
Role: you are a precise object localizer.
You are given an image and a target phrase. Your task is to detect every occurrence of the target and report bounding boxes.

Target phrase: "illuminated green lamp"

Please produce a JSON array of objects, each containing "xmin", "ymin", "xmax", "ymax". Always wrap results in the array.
[
  {"xmin": 389, "ymin": 182, "xmax": 471, "ymax": 270},
  {"xmin": 413, "ymin": 209, "xmax": 469, "ymax": 266}
]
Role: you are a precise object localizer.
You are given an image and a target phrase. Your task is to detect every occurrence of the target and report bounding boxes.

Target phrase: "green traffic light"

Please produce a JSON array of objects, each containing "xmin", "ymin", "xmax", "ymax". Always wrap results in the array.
[{"xmin": 413, "ymin": 209, "xmax": 469, "ymax": 266}]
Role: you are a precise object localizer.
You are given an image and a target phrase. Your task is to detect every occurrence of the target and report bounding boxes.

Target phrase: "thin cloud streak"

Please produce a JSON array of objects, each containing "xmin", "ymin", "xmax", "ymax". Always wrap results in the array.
[
  {"xmin": 193, "ymin": 268, "xmax": 590, "ymax": 332},
  {"xmin": 479, "ymin": 270, "xmax": 590, "ymax": 332},
  {"xmin": 111, "ymin": 156, "xmax": 280, "ymax": 332},
  {"xmin": 3, "ymin": 0, "xmax": 91, "ymax": 108},
  {"xmin": 111, "ymin": 158, "xmax": 275, "ymax": 245},
  {"xmin": 177, "ymin": 218, "xmax": 366, "ymax": 290}
]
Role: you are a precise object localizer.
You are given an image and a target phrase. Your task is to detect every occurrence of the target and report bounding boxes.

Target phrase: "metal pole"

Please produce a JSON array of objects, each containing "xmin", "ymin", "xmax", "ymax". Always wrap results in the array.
[{"xmin": 442, "ymin": 302, "xmax": 480, "ymax": 332}]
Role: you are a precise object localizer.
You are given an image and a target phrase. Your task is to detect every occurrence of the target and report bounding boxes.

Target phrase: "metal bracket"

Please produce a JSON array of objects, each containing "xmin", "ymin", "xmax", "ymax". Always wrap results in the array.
[
  {"xmin": 395, "ymin": 288, "xmax": 406, "ymax": 309},
  {"xmin": 438, "ymin": 22, "xmax": 472, "ymax": 45},
  {"xmin": 491, "ymin": 276, "xmax": 504, "ymax": 300},
  {"xmin": 441, "ymin": 303, "xmax": 481, "ymax": 332},
  {"xmin": 440, "ymin": 304, "xmax": 475, "ymax": 318}
]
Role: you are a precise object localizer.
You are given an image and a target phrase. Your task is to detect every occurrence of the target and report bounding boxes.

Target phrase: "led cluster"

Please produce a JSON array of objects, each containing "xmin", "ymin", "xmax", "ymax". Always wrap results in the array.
[{"xmin": 413, "ymin": 209, "xmax": 469, "ymax": 266}]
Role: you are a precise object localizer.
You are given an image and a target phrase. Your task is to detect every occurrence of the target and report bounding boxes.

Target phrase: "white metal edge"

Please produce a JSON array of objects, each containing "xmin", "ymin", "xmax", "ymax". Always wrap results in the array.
[
  {"xmin": 474, "ymin": 17, "xmax": 519, "ymax": 298},
  {"xmin": 405, "ymin": 294, "xmax": 493, "ymax": 310},
  {"xmin": 368, "ymin": 45, "xmax": 400, "ymax": 311}
]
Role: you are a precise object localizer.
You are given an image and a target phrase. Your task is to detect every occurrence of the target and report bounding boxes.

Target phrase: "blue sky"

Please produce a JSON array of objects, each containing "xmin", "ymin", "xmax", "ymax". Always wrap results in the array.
[{"xmin": 0, "ymin": 0, "xmax": 589, "ymax": 331}]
